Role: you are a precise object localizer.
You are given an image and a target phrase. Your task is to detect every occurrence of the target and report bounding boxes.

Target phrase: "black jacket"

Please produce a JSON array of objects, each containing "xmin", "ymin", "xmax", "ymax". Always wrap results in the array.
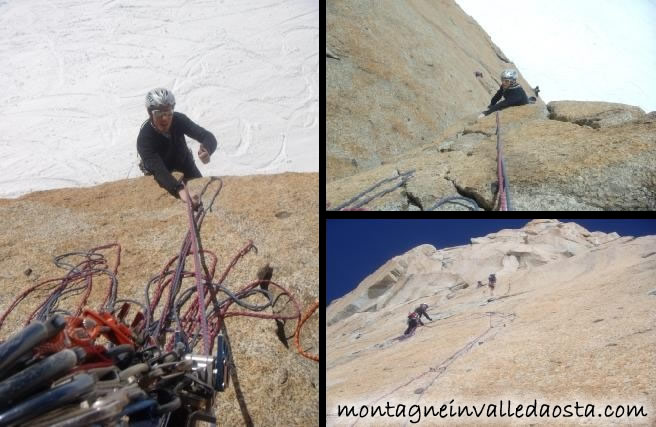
[
  {"xmin": 485, "ymin": 84, "xmax": 529, "ymax": 115},
  {"xmin": 415, "ymin": 306, "xmax": 432, "ymax": 321},
  {"xmin": 404, "ymin": 317, "xmax": 423, "ymax": 335},
  {"xmin": 137, "ymin": 112, "xmax": 217, "ymax": 196}
]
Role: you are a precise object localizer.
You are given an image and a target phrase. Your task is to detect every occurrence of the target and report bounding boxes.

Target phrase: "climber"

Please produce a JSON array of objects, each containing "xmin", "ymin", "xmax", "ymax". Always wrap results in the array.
[
  {"xmin": 478, "ymin": 69, "xmax": 529, "ymax": 118},
  {"xmin": 414, "ymin": 303, "xmax": 432, "ymax": 322},
  {"xmin": 404, "ymin": 312, "xmax": 424, "ymax": 336},
  {"xmin": 488, "ymin": 273, "xmax": 497, "ymax": 295}
]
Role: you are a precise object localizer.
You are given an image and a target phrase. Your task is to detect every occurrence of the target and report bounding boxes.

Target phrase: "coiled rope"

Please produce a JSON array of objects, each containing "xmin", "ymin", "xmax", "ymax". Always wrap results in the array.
[
  {"xmin": 328, "ymin": 170, "xmax": 416, "ymax": 211},
  {"xmin": 0, "ymin": 177, "xmax": 318, "ymax": 363},
  {"xmin": 429, "ymin": 195, "xmax": 482, "ymax": 211},
  {"xmin": 294, "ymin": 299, "xmax": 319, "ymax": 361},
  {"xmin": 0, "ymin": 244, "xmax": 121, "ymax": 328}
]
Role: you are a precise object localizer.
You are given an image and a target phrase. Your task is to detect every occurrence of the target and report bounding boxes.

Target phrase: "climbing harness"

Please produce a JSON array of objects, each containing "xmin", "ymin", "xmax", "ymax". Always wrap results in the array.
[
  {"xmin": 0, "ymin": 177, "xmax": 318, "ymax": 426},
  {"xmin": 328, "ymin": 170, "xmax": 416, "ymax": 211},
  {"xmin": 495, "ymin": 111, "xmax": 512, "ymax": 210}
]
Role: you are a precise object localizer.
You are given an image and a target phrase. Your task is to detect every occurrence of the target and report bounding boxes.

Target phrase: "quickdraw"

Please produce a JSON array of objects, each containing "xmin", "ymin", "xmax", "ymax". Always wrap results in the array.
[{"xmin": 0, "ymin": 177, "xmax": 318, "ymax": 426}]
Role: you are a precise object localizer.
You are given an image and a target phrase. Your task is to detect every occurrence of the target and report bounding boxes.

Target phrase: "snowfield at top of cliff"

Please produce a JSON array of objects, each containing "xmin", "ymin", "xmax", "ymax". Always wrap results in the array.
[{"xmin": 0, "ymin": 0, "xmax": 319, "ymax": 199}]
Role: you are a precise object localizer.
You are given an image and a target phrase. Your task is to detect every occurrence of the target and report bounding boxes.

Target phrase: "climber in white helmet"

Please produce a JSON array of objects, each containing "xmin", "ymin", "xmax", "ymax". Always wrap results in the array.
[
  {"xmin": 404, "ymin": 311, "xmax": 424, "ymax": 336},
  {"xmin": 488, "ymin": 273, "xmax": 497, "ymax": 296},
  {"xmin": 137, "ymin": 88, "xmax": 218, "ymax": 208},
  {"xmin": 414, "ymin": 303, "xmax": 433, "ymax": 322},
  {"xmin": 478, "ymin": 69, "xmax": 529, "ymax": 119}
]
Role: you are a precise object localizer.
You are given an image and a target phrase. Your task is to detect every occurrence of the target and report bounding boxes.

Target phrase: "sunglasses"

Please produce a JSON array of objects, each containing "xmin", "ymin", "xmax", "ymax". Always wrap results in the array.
[{"xmin": 152, "ymin": 109, "xmax": 174, "ymax": 119}]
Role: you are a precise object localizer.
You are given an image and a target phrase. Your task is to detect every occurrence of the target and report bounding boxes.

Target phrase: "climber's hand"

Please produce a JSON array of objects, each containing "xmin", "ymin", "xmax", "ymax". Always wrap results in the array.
[
  {"xmin": 198, "ymin": 146, "xmax": 211, "ymax": 164},
  {"xmin": 179, "ymin": 188, "xmax": 200, "ymax": 209}
]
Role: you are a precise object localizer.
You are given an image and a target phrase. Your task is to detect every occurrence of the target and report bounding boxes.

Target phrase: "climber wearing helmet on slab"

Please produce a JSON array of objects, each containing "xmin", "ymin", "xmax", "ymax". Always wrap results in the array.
[
  {"xmin": 404, "ymin": 311, "xmax": 424, "ymax": 336},
  {"xmin": 414, "ymin": 303, "xmax": 433, "ymax": 322},
  {"xmin": 137, "ymin": 88, "xmax": 218, "ymax": 208},
  {"xmin": 478, "ymin": 69, "xmax": 529, "ymax": 118},
  {"xmin": 488, "ymin": 273, "xmax": 497, "ymax": 296}
]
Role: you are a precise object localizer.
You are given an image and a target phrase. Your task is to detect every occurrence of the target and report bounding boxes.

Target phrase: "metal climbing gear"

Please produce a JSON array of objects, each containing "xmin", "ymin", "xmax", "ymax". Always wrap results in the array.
[{"xmin": 0, "ymin": 177, "xmax": 318, "ymax": 425}]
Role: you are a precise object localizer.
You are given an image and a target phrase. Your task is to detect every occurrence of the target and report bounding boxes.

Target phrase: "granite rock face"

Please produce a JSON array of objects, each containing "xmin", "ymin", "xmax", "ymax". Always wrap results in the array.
[
  {"xmin": 0, "ymin": 173, "xmax": 319, "ymax": 426},
  {"xmin": 327, "ymin": 220, "xmax": 656, "ymax": 425},
  {"xmin": 327, "ymin": 0, "xmax": 655, "ymax": 210},
  {"xmin": 327, "ymin": 0, "xmax": 542, "ymax": 183},
  {"xmin": 547, "ymin": 101, "xmax": 646, "ymax": 129},
  {"xmin": 327, "ymin": 104, "xmax": 656, "ymax": 210}
]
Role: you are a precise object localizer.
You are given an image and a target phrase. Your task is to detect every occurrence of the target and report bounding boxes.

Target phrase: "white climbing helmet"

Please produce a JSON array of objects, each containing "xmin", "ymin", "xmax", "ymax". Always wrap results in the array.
[
  {"xmin": 500, "ymin": 69, "xmax": 518, "ymax": 82},
  {"xmin": 145, "ymin": 88, "xmax": 176, "ymax": 111}
]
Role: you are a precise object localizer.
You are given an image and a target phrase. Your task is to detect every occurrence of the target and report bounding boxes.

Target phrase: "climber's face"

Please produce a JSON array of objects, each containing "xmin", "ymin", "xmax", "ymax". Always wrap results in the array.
[
  {"xmin": 502, "ymin": 79, "xmax": 513, "ymax": 89},
  {"xmin": 151, "ymin": 107, "xmax": 173, "ymax": 133}
]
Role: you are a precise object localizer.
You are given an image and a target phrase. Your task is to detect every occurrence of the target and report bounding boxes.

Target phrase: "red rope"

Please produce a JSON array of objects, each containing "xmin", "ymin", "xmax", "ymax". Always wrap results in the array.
[
  {"xmin": 295, "ymin": 299, "xmax": 319, "ymax": 362},
  {"xmin": 182, "ymin": 184, "xmax": 211, "ymax": 355},
  {"xmin": 0, "ymin": 245, "xmax": 121, "ymax": 331},
  {"xmin": 1, "ymin": 179, "xmax": 317, "ymax": 366},
  {"xmin": 496, "ymin": 112, "xmax": 507, "ymax": 211}
]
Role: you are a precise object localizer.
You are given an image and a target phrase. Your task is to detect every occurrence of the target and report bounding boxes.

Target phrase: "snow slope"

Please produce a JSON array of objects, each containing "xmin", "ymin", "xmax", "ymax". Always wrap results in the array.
[{"xmin": 0, "ymin": 0, "xmax": 318, "ymax": 198}]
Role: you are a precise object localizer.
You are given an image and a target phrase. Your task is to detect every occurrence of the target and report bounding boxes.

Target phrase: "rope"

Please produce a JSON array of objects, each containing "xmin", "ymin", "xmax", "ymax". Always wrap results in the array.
[
  {"xmin": 431, "ymin": 113, "xmax": 512, "ymax": 212},
  {"xmin": 0, "ymin": 245, "xmax": 121, "ymax": 329},
  {"xmin": 151, "ymin": 178, "xmax": 223, "ymax": 348},
  {"xmin": 182, "ymin": 183, "xmax": 211, "ymax": 355},
  {"xmin": 294, "ymin": 299, "xmax": 319, "ymax": 362},
  {"xmin": 329, "ymin": 170, "xmax": 416, "ymax": 211},
  {"xmin": 0, "ymin": 176, "xmax": 319, "ymax": 365},
  {"xmin": 351, "ymin": 311, "xmax": 516, "ymax": 426},
  {"xmin": 331, "ymin": 114, "xmax": 513, "ymax": 212},
  {"xmin": 495, "ymin": 112, "xmax": 512, "ymax": 210},
  {"xmin": 429, "ymin": 195, "xmax": 482, "ymax": 211}
]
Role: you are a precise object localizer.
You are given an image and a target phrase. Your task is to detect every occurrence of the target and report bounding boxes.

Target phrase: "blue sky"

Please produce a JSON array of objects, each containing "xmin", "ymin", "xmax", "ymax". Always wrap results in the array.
[{"xmin": 326, "ymin": 220, "xmax": 656, "ymax": 305}]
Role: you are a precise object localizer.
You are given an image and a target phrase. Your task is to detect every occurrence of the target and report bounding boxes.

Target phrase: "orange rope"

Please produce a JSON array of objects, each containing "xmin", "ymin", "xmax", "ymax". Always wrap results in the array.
[{"xmin": 295, "ymin": 299, "xmax": 319, "ymax": 362}]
